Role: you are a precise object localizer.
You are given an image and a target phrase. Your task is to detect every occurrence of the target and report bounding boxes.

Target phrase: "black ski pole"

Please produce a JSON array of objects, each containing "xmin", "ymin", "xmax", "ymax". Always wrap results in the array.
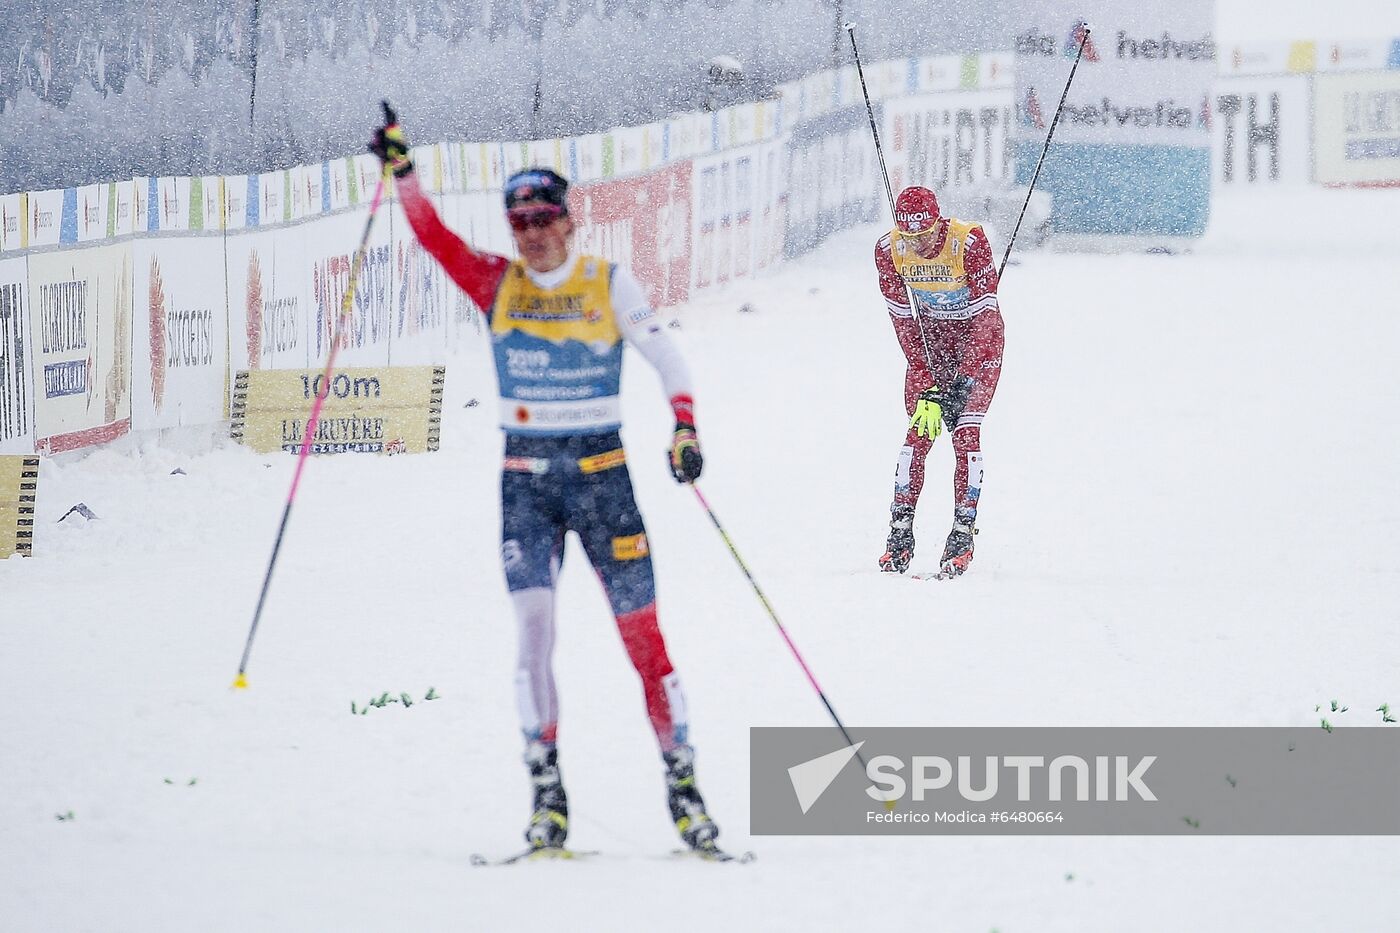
[{"xmin": 999, "ymin": 25, "xmax": 1090, "ymax": 277}]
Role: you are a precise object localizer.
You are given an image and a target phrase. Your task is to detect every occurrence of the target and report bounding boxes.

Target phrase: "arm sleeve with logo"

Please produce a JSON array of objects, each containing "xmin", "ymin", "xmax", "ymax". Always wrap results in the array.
[
  {"xmin": 611, "ymin": 265, "xmax": 695, "ymax": 424},
  {"xmin": 964, "ymin": 224, "xmax": 1000, "ymax": 309},
  {"xmin": 875, "ymin": 233, "xmax": 932, "ymax": 373},
  {"xmin": 395, "ymin": 171, "xmax": 511, "ymax": 313}
]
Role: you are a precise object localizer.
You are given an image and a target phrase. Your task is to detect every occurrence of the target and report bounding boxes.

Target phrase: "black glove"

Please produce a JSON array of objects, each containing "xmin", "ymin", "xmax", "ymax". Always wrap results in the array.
[
  {"xmin": 668, "ymin": 423, "xmax": 703, "ymax": 484},
  {"xmin": 368, "ymin": 100, "xmax": 414, "ymax": 177}
]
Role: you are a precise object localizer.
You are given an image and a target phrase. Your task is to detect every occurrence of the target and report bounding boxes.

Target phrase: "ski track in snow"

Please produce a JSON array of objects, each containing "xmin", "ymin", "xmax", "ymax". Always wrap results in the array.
[{"xmin": 3, "ymin": 186, "xmax": 1399, "ymax": 931}]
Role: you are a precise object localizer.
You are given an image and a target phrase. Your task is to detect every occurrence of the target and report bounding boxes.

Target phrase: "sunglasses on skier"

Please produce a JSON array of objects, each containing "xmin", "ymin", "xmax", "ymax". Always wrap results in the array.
[{"xmin": 507, "ymin": 205, "xmax": 566, "ymax": 231}]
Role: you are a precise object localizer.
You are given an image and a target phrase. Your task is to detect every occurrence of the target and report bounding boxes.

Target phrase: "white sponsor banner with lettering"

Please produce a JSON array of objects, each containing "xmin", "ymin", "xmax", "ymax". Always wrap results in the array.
[
  {"xmin": 0, "ymin": 257, "xmax": 35, "ymax": 453},
  {"xmin": 0, "ymin": 194, "xmax": 26, "ymax": 253},
  {"xmin": 75, "ymin": 184, "xmax": 109, "ymax": 242},
  {"xmin": 28, "ymin": 244, "xmax": 132, "ymax": 452},
  {"xmin": 1015, "ymin": 3, "xmax": 1215, "ymax": 148},
  {"xmin": 226, "ymin": 227, "xmax": 313, "ymax": 378},
  {"xmin": 27, "ymin": 190, "xmax": 64, "ymax": 249},
  {"xmin": 690, "ymin": 140, "xmax": 786, "ymax": 294},
  {"xmin": 1314, "ymin": 71, "xmax": 1400, "ymax": 186},
  {"xmin": 882, "ymin": 90, "xmax": 1016, "ymax": 195},
  {"xmin": 386, "ymin": 198, "xmax": 456, "ymax": 365},
  {"xmin": 1212, "ymin": 75, "xmax": 1311, "ymax": 186},
  {"xmin": 302, "ymin": 210, "xmax": 395, "ymax": 368},
  {"xmin": 130, "ymin": 238, "xmax": 230, "ymax": 429}
]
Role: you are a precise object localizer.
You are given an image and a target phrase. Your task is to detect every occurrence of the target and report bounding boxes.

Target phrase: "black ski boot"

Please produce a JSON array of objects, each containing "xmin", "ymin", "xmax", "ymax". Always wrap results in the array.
[
  {"xmin": 663, "ymin": 745, "xmax": 719, "ymax": 850},
  {"xmin": 523, "ymin": 741, "xmax": 569, "ymax": 849},
  {"xmin": 878, "ymin": 505, "xmax": 916, "ymax": 573},
  {"xmin": 938, "ymin": 521, "xmax": 977, "ymax": 578}
]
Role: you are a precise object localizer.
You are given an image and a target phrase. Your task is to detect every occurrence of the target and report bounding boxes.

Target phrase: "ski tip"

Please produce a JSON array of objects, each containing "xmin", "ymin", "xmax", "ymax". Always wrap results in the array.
[{"xmin": 231, "ymin": 673, "xmax": 249, "ymax": 690}]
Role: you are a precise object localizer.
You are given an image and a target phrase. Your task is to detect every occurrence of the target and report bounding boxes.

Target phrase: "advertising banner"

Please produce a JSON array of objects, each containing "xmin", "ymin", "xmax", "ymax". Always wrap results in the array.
[
  {"xmin": 227, "ymin": 226, "xmax": 313, "ymax": 389},
  {"xmin": 1213, "ymin": 75, "xmax": 1311, "ymax": 186},
  {"xmin": 387, "ymin": 202, "xmax": 455, "ymax": 365},
  {"xmin": 0, "ymin": 258, "xmax": 34, "ymax": 454},
  {"xmin": 0, "ymin": 455, "xmax": 38, "ymax": 558},
  {"xmin": 576, "ymin": 161, "xmax": 693, "ymax": 310},
  {"xmin": 883, "ymin": 90, "xmax": 1016, "ymax": 197},
  {"xmin": 27, "ymin": 189, "xmax": 64, "ymax": 249},
  {"xmin": 112, "ymin": 181, "xmax": 136, "ymax": 238},
  {"xmin": 785, "ymin": 104, "xmax": 884, "ymax": 258},
  {"xmin": 1314, "ymin": 71, "xmax": 1400, "ymax": 186},
  {"xmin": 231, "ymin": 365, "xmax": 444, "ymax": 455},
  {"xmin": 1014, "ymin": 1, "xmax": 1215, "ymax": 237},
  {"xmin": 304, "ymin": 210, "xmax": 395, "ymax": 368},
  {"xmin": 130, "ymin": 238, "xmax": 230, "ymax": 429},
  {"xmin": 1, "ymin": 194, "xmax": 26, "ymax": 253},
  {"xmin": 28, "ymin": 243, "xmax": 132, "ymax": 453},
  {"xmin": 690, "ymin": 142, "xmax": 784, "ymax": 295},
  {"xmin": 75, "ymin": 184, "xmax": 109, "ymax": 243}
]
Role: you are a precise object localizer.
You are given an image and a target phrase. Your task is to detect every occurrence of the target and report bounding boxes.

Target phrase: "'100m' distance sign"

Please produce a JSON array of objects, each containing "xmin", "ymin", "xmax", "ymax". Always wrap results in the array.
[{"xmin": 231, "ymin": 366, "xmax": 444, "ymax": 455}]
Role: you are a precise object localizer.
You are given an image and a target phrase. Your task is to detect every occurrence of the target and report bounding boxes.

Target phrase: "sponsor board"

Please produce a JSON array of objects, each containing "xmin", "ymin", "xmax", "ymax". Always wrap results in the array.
[
  {"xmin": 690, "ymin": 142, "xmax": 784, "ymax": 295},
  {"xmin": 111, "ymin": 181, "xmax": 136, "ymax": 238},
  {"xmin": 884, "ymin": 90, "xmax": 1016, "ymax": 196},
  {"xmin": 156, "ymin": 177, "xmax": 191, "ymax": 232},
  {"xmin": 1, "ymin": 194, "xmax": 27, "ymax": 253},
  {"xmin": 304, "ymin": 210, "xmax": 395, "ymax": 368},
  {"xmin": 784, "ymin": 104, "xmax": 884, "ymax": 258},
  {"xmin": 575, "ymin": 162, "xmax": 693, "ymax": 309},
  {"xmin": 27, "ymin": 189, "xmax": 64, "ymax": 249},
  {"xmin": 131, "ymin": 238, "xmax": 230, "ymax": 429},
  {"xmin": 1223, "ymin": 41, "xmax": 1292, "ymax": 77},
  {"xmin": 1213, "ymin": 75, "xmax": 1311, "ymax": 185},
  {"xmin": 0, "ymin": 258, "xmax": 34, "ymax": 453},
  {"xmin": 75, "ymin": 184, "xmax": 109, "ymax": 243},
  {"xmin": 1314, "ymin": 71, "xmax": 1400, "ymax": 186},
  {"xmin": 1015, "ymin": 1, "xmax": 1213, "ymax": 236},
  {"xmin": 28, "ymin": 243, "xmax": 132, "ymax": 453},
  {"xmin": 0, "ymin": 455, "xmax": 38, "ymax": 558},
  {"xmin": 388, "ymin": 198, "xmax": 456, "ymax": 365},
  {"xmin": 231, "ymin": 365, "xmax": 444, "ymax": 455},
  {"xmin": 227, "ymin": 227, "xmax": 313, "ymax": 379},
  {"xmin": 1317, "ymin": 39, "xmax": 1393, "ymax": 74}
]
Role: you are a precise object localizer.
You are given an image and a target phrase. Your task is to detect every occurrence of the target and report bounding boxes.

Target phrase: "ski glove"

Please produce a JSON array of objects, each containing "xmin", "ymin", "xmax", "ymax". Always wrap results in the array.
[
  {"xmin": 369, "ymin": 101, "xmax": 414, "ymax": 177},
  {"xmin": 909, "ymin": 387, "xmax": 944, "ymax": 440},
  {"xmin": 669, "ymin": 423, "xmax": 703, "ymax": 484}
]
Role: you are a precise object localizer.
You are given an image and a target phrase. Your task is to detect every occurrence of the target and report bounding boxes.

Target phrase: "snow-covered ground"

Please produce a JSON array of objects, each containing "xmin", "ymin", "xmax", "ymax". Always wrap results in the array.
[{"xmin": 4, "ymin": 185, "xmax": 1399, "ymax": 931}]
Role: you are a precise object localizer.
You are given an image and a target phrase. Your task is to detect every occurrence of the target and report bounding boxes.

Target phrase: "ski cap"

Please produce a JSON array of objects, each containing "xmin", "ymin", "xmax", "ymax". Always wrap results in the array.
[
  {"xmin": 504, "ymin": 168, "xmax": 570, "ymax": 214},
  {"xmin": 893, "ymin": 186, "xmax": 940, "ymax": 235}
]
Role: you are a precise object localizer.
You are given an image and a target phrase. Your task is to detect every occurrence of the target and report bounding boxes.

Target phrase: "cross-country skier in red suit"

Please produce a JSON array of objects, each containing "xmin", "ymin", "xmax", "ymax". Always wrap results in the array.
[
  {"xmin": 874, "ymin": 186, "xmax": 1004, "ymax": 578},
  {"xmin": 369, "ymin": 106, "xmax": 722, "ymax": 857}
]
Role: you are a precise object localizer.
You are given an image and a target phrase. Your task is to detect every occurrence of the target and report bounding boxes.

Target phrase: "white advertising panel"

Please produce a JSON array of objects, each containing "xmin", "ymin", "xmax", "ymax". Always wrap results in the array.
[
  {"xmin": 226, "ymin": 227, "xmax": 312, "ymax": 377},
  {"xmin": 0, "ymin": 257, "xmax": 34, "ymax": 453},
  {"xmin": 1314, "ymin": 71, "xmax": 1400, "ymax": 186},
  {"xmin": 690, "ymin": 140, "xmax": 785, "ymax": 294},
  {"xmin": 1, "ymin": 194, "xmax": 25, "ymax": 253},
  {"xmin": 1016, "ymin": 8, "xmax": 1215, "ymax": 149},
  {"xmin": 882, "ymin": 90, "xmax": 1016, "ymax": 195},
  {"xmin": 1221, "ymin": 41, "xmax": 1292, "ymax": 77},
  {"xmin": 1212, "ymin": 74, "xmax": 1312, "ymax": 186},
  {"xmin": 155, "ymin": 177, "xmax": 191, "ymax": 232},
  {"xmin": 28, "ymin": 244, "xmax": 132, "ymax": 452},
  {"xmin": 75, "ymin": 184, "xmax": 108, "ymax": 242},
  {"xmin": 1014, "ymin": 0, "xmax": 1214, "ymax": 236},
  {"xmin": 130, "ymin": 238, "xmax": 230, "ymax": 429},
  {"xmin": 224, "ymin": 175, "xmax": 250, "ymax": 232},
  {"xmin": 27, "ymin": 189, "xmax": 64, "ymax": 249},
  {"xmin": 303, "ymin": 209, "xmax": 395, "ymax": 368},
  {"xmin": 198, "ymin": 176, "xmax": 223, "ymax": 231},
  {"xmin": 112, "ymin": 180, "xmax": 136, "ymax": 237}
]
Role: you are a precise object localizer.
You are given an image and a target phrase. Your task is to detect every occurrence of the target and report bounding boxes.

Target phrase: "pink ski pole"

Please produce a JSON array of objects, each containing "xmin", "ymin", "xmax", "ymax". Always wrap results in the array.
[{"xmin": 232, "ymin": 164, "xmax": 391, "ymax": 689}]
